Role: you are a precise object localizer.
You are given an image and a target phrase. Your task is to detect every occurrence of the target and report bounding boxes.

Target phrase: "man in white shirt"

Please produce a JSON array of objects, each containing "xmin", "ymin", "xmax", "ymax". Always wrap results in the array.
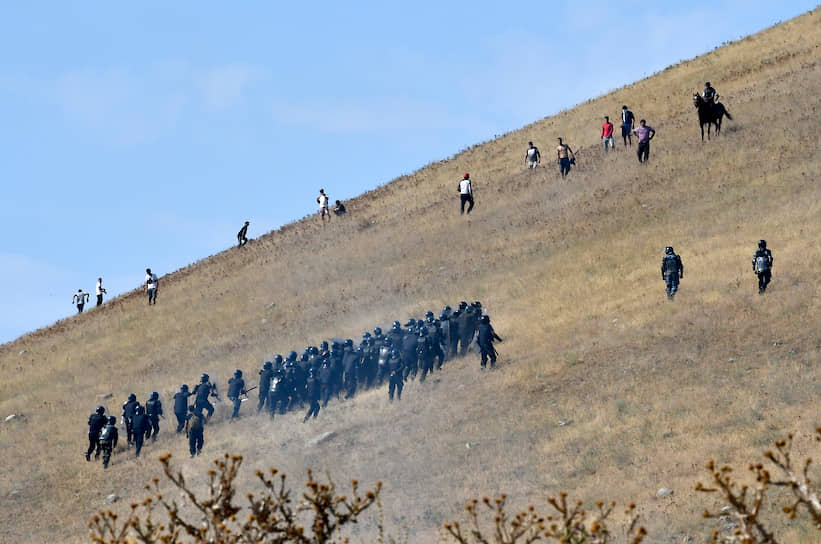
[
  {"xmin": 72, "ymin": 289, "xmax": 90, "ymax": 313},
  {"xmin": 95, "ymin": 278, "xmax": 107, "ymax": 307},
  {"xmin": 317, "ymin": 189, "xmax": 330, "ymax": 224},
  {"xmin": 145, "ymin": 268, "xmax": 158, "ymax": 305},
  {"xmin": 458, "ymin": 173, "xmax": 474, "ymax": 215}
]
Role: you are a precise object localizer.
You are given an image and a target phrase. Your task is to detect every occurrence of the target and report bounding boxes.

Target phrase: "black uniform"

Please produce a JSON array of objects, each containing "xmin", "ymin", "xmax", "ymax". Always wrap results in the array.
[
  {"xmin": 131, "ymin": 408, "xmax": 150, "ymax": 458},
  {"xmin": 268, "ymin": 369, "xmax": 289, "ymax": 418},
  {"xmin": 376, "ymin": 340, "xmax": 392, "ymax": 387},
  {"xmin": 752, "ymin": 245, "xmax": 773, "ymax": 294},
  {"xmin": 318, "ymin": 361, "xmax": 334, "ymax": 407},
  {"xmin": 661, "ymin": 250, "xmax": 684, "ymax": 300},
  {"xmin": 303, "ymin": 370, "xmax": 321, "ymax": 422},
  {"xmin": 401, "ymin": 332, "xmax": 419, "ymax": 380},
  {"xmin": 342, "ymin": 346, "xmax": 361, "ymax": 399},
  {"xmin": 121, "ymin": 395, "xmax": 139, "ymax": 446},
  {"xmin": 193, "ymin": 378, "xmax": 217, "ymax": 421},
  {"xmin": 98, "ymin": 418, "xmax": 119, "ymax": 469},
  {"xmin": 257, "ymin": 363, "xmax": 274, "ymax": 412},
  {"xmin": 457, "ymin": 308, "xmax": 478, "ymax": 356},
  {"xmin": 173, "ymin": 388, "xmax": 191, "ymax": 433},
  {"xmin": 477, "ymin": 318, "xmax": 503, "ymax": 368},
  {"xmin": 417, "ymin": 330, "xmax": 435, "ymax": 382},
  {"xmin": 185, "ymin": 407, "xmax": 204, "ymax": 457},
  {"xmin": 447, "ymin": 312, "xmax": 460, "ymax": 358},
  {"xmin": 387, "ymin": 350, "xmax": 404, "ymax": 401},
  {"xmin": 144, "ymin": 395, "xmax": 163, "ymax": 441},
  {"xmin": 227, "ymin": 373, "xmax": 245, "ymax": 420},
  {"xmin": 86, "ymin": 411, "xmax": 107, "ymax": 461}
]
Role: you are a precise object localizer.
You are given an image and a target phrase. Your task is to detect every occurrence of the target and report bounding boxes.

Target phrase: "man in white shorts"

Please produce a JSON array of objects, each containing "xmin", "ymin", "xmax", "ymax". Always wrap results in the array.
[
  {"xmin": 525, "ymin": 141, "xmax": 541, "ymax": 168},
  {"xmin": 145, "ymin": 268, "xmax": 158, "ymax": 305}
]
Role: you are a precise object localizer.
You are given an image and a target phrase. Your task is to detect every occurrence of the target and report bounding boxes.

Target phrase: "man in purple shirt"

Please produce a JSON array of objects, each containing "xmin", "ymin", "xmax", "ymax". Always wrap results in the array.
[{"xmin": 632, "ymin": 119, "xmax": 656, "ymax": 163}]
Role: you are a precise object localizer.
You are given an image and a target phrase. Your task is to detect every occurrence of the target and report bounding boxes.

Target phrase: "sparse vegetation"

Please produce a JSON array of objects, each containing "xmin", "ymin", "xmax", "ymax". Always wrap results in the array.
[{"xmin": 1, "ymin": 8, "xmax": 819, "ymax": 544}]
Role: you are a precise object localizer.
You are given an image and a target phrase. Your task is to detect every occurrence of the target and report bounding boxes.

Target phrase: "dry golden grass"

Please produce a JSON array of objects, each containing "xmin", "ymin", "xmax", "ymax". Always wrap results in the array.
[{"xmin": 1, "ymin": 8, "xmax": 820, "ymax": 543}]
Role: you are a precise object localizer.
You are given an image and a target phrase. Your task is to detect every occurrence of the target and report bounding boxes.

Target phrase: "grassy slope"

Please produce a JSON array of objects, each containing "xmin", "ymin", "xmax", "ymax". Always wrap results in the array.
[{"xmin": 1, "ymin": 9, "xmax": 820, "ymax": 543}]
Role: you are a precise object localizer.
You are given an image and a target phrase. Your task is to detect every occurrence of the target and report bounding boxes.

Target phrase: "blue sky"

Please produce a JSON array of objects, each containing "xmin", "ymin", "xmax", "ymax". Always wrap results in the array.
[{"xmin": 0, "ymin": 1, "xmax": 816, "ymax": 344}]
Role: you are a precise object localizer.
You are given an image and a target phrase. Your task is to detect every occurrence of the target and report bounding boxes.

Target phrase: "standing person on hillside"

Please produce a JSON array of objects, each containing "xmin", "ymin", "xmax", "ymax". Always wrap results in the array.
[
  {"xmin": 237, "ymin": 221, "xmax": 250, "ymax": 248},
  {"xmin": 226, "ymin": 369, "xmax": 246, "ymax": 421},
  {"xmin": 95, "ymin": 278, "xmax": 107, "ymax": 307},
  {"xmin": 185, "ymin": 405, "xmax": 204, "ymax": 458},
  {"xmin": 601, "ymin": 116, "xmax": 615, "ymax": 152},
  {"xmin": 257, "ymin": 361, "xmax": 274, "ymax": 413},
  {"xmin": 752, "ymin": 239, "xmax": 774, "ymax": 294},
  {"xmin": 72, "ymin": 289, "xmax": 89, "ymax": 313},
  {"xmin": 121, "ymin": 393, "xmax": 139, "ymax": 447},
  {"xmin": 621, "ymin": 105, "xmax": 635, "ymax": 146},
  {"xmin": 317, "ymin": 189, "xmax": 331, "ymax": 224},
  {"xmin": 556, "ymin": 138, "xmax": 575, "ymax": 179},
  {"xmin": 477, "ymin": 315, "xmax": 503, "ymax": 369},
  {"xmin": 173, "ymin": 384, "xmax": 191, "ymax": 433},
  {"xmin": 525, "ymin": 141, "xmax": 541, "ymax": 168},
  {"xmin": 86, "ymin": 406, "xmax": 107, "ymax": 461},
  {"xmin": 144, "ymin": 268, "xmax": 158, "ymax": 305},
  {"xmin": 131, "ymin": 404, "xmax": 150, "ymax": 458},
  {"xmin": 632, "ymin": 120, "xmax": 656, "ymax": 163},
  {"xmin": 458, "ymin": 173, "xmax": 474, "ymax": 215},
  {"xmin": 661, "ymin": 246, "xmax": 684, "ymax": 300}
]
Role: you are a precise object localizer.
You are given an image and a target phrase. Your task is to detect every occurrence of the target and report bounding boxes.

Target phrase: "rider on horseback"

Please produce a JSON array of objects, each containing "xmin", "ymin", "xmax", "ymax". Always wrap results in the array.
[{"xmin": 702, "ymin": 82, "xmax": 719, "ymax": 105}]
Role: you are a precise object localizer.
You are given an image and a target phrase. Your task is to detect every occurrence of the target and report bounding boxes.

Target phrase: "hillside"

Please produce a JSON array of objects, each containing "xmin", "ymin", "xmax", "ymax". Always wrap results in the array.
[{"xmin": 1, "ymin": 8, "xmax": 820, "ymax": 543}]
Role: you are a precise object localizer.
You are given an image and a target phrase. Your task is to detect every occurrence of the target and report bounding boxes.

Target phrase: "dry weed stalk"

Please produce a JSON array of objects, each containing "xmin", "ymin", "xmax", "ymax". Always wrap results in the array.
[
  {"xmin": 695, "ymin": 427, "xmax": 821, "ymax": 543},
  {"xmin": 88, "ymin": 453, "xmax": 381, "ymax": 543},
  {"xmin": 442, "ymin": 492, "xmax": 645, "ymax": 543}
]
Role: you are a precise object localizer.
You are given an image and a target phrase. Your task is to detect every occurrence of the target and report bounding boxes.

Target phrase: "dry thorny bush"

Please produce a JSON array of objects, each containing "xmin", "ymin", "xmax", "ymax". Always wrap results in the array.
[
  {"xmin": 89, "ymin": 428, "xmax": 821, "ymax": 543},
  {"xmin": 88, "ymin": 453, "xmax": 381, "ymax": 543},
  {"xmin": 696, "ymin": 427, "xmax": 821, "ymax": 543}
]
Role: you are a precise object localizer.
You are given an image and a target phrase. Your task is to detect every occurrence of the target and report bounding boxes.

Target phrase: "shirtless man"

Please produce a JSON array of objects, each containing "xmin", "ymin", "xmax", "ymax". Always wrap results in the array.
[
  {"xmin": 317, "ymin": 189, "xmax": 330, "ymax": 224},
  {"xmin": 556, "ymin": 138, "xmax": 575, "ymax": 179}
]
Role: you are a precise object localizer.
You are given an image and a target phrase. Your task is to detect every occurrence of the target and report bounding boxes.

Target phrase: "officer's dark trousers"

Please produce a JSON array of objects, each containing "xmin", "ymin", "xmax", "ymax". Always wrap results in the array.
[
  {"xmin": 188, "ymin": 429, "xmax": 203, "ymax": 456},
  {"xmin": 196, "ymin": 400, "xmax": 214, "ymax": 421},
  {"xmin": 304, "ymin": 400, "xmax": 320, "ymax": 421},
  {"xmin": 229, "ymin": 397, "xmax": 241, "ymax": 419},
  {"xmin": 665, "ymin": 273, "xmax": 680, "ymax": 297},
  {"xmin": 100, "ymin": 442, "xmax": 113, "ymax": 468},
  {"xmin": 388, "ymin": 373, "xmax": 403, "ymax": 401},
  {"xmin": 134, "ymin": 434, "xmax": 145, "ymax": 458},
  {"xmin": 480, "ymin": 344, "xmax": 497, "ymax": 368},
  {"xmin": 87, "ymin": 434, "xmax": 101, "ymax": 459},
  {"xmin": 125, "ymin": 418, "xmax": 134, "ymax": 445},
  {"xmin": 146, "ymin": 416, "xmax": 160, "ymax": 440},
  {"xmin": 757, "ymin": 270, "xmax": 772, "ymax": 292},
  {"xmin": 256, "ymin": 394, "xmax": 267, "ymax": 413},
  {"xmin": 175, "ymin": 411, "xmax": 186, "ymax": 433},
  {"xmin": 419, "ymin": 358, "xmax": 434, "ymax": 382}
]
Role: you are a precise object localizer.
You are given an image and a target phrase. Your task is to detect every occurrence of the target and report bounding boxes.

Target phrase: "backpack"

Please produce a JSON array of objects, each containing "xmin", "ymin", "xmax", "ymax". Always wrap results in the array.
[
  {"xmin": 99, "ymin": 425, "xmax": 115, "ymax": 442},
  {"xmin": 188, "ymin": 414, "xmax": 203, "ymax": 432},
  {"xmin": 756, "ymin": 255, "xmax": 770, "ymax": 273},
  {"xmin": 663, "ymin": 254, "xmax": 679, "ymax": 274}
]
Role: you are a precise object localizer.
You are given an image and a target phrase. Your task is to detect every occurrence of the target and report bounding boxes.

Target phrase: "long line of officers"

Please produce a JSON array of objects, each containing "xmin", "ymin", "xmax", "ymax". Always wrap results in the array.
[{"xmin": 85, "ymin": 301, "xmax": 503, "ymax": 467}]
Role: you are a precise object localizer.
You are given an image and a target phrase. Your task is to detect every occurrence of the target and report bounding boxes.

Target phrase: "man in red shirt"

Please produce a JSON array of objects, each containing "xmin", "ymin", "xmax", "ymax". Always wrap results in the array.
[{"xmin": 601, "ymin": 116, "xmax": 615, "ymax": 152}]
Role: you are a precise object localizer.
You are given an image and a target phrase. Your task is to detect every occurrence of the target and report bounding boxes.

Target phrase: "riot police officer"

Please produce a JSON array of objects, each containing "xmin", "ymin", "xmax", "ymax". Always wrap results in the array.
[
  {"xmin": 661, "ymin": 246, "xmax": 684, "ymax": 300},
  {"xmin": 86, "ymin": 406, "xmax": 107, "ymax": 461},
  {"xmin": 257, "ymin": 361, "xmax": 274, "ymax": 413},
  {"xmin": 752, "ymin": 239, "xmax": 774, "ymax": 294},
  {"xmin": 417, "ymin": 326, "xmax": 435, "ymax": 382},
  {"xmin": 342, "ymin": 339, "xmax": 361, "ymax": 399},
  {"xmin": 227, "ymin": 369, "xmax": 246, "ymax": 420},
  {"xmin": 303, "ymin": 368, "xmax": 321, "ymax": 422},
  {"xmin": 98, "ymin": 416, "xmax": 119, "ymax": 469},
  {"xmin": 145, "ymin": 391, "xmax": 163, "ymax": 441},
  {"xmin": 387, "ymin": 349, "xmax": 405, "ymax": 402},
  {"xmin": 121, "ymin": 393, "xmax": 139, "ymax": 447},
  {"xmin": 192, "ymin": 373, "xmax": 218, "ymax": 422},
  {"xmin": 131, "ymin": 404, "xmax": 150, "ymax": 458},
  {"xmin": 477, "ymin": 315, "xmax": 503, "ymax": 369},
  {"xmin": 268, "ymin": 368, "xmax": 289, "ymax": 419},
  {"xmin": 173, "ymin": 385, "xmax": 191, "ymax": 433}
]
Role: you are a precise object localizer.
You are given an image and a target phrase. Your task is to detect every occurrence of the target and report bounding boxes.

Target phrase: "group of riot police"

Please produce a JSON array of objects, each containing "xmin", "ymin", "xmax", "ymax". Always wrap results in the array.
[{"xmin": 85, "ymin": 300, "xmax": 503, "ymax": 468}]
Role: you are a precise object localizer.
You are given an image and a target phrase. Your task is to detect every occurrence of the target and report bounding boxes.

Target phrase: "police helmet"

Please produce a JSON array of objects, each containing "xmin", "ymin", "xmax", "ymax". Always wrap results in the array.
[
  {"xmin": 405, "ymin": 318, "xmax": 415, "ymax": 327},
  {"xmin": 473, "ymin": 300, "xmax": 482, "ymax": 308},
  {"xmin": 287, "ymin": 351, "xmax": 297, "ymax": 361},
  {"xmin": 310, "ymin": 346, "xmax": 319, "ymax": 355},
  {"xmin": 665, "ymin": 246, "xmax": 673, "ymax": 255},
  {"xmin": 150, "ymin": 391, "xmax": 159, "ymax": 400},
  {"xmin": 234, "ymin": 369, "xmax": 242, "ymax": 378},
  {"xmin": 481, "ymin": 315, "xmax": 490, "ymax": 324},
  {"xmin": 320, "ymin": 340, "xmax": 329, "ymax": 350},
  {"xmin": 96, "ymin": 405, "xmax": 105, "ymax": 415},
  {"xmin": 384, "ymin": 337, "xmax": 393, "ymax": 346},
  {"xmin": 362, "ymin": 331, "xmax": 371, "ymax": 339},
  {"xmin": 201, "ymin": 373, "xmax": 209, "ymax": 383},
  {"xmin": 419, "ymin": 326, "xmax": 428, "ymax": 336},
  {"xmin": 134, "ymin": 404, "xmax": 143, "ymax": 415},
  {"xmin": 759, "ymin": 239, "xmax": 767, "ymax": 249},
  {"xmin": 181, "ymin": 384, "xmax": 189, "ymax": 392},
  {"xmin": 443, "ymin": 305, "xmax": 452, "ymax": 314},
  {"xmin": 439, "ymin": 312, "xmax": 449, "ymax": 320},
  {"xmin": 373, "ymin": 326, "xmax": 382, "ymax": 336},
  {"xmin": 425, "ymin": 310, "xmax": 434, "ymax": 318},
  {"xmin": 705, "ymin": 81, "xmax": 711, "ymax": 86},
  {"xmin": 391, "ymin": 320, "xmax": 401, "ymax": 330},
  {"xmin": 301, "ymin": 352, "xmax": 310, "ymax": 362},
  {"xmin": 344, "ymin": 338, "xmax": 354, "ymax": 348},
  {"xmin": 128, "ymin": 393, "xmax": 136, "ymax": 402},
  {"xmin": 107, "ymin": 416, "xmax": 116, "ymax": 425},
  {"xmin": 459, "ymin": 301, "xmax": 468, "ymax": 309}
]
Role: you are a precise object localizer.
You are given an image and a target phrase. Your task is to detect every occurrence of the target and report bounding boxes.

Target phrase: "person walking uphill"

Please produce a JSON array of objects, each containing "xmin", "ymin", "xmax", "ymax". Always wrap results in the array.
[
  {"xmin": 145, "ymin": 268, "xmax": 158, "ymax": 305},
  {"xmin": 86, "ymin": 406, "xmax": 107, "ymax": 461},
  {"xmin": 477, "ymin": 315, "xmax": 503, "ymax": 369},
  {"xmin": 72, "ymin": 289, "xmax": 90, "ymax": 313},
  {"xmin": 237, "ymin": 221, "xmax": 250, "ymax": 248},
  {"xmin": 752, "ymin": 239, "xmax": 774, "ymax": 294},
  {"xmin": 632, "ymin": 120, "xmax": 655, "ymax": 163},
  {"xmin": 95, "ymin": 278, "xmax": 107, "ymax": 307},
  {"xmin": 525, "ymin": 141, "xmax": 541, "ymax": 168},
  {"xmin": 601, "ymin": 116, "xmax": 615, "ymax": 152},
  {"xmin": 459, "ymin": 173, "xmax": 474, "ymax": 215},
  {"xmin": 185, "ymin": 405, "xmax": 204, "ymax": 458},
  {"xmin": 556, "ymin": 138, "xmax": 575, "ymax": 179},
  {"xmin": 661, "ymin": 246, "xmax": 684, "ymax": 300}
]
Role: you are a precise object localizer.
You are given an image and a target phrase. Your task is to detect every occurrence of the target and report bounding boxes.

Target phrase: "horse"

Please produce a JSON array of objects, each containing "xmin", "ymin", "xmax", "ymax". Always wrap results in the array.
[{"xmin": 693, "ymin": 93, "xmax": 732, "ymax": 141}]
